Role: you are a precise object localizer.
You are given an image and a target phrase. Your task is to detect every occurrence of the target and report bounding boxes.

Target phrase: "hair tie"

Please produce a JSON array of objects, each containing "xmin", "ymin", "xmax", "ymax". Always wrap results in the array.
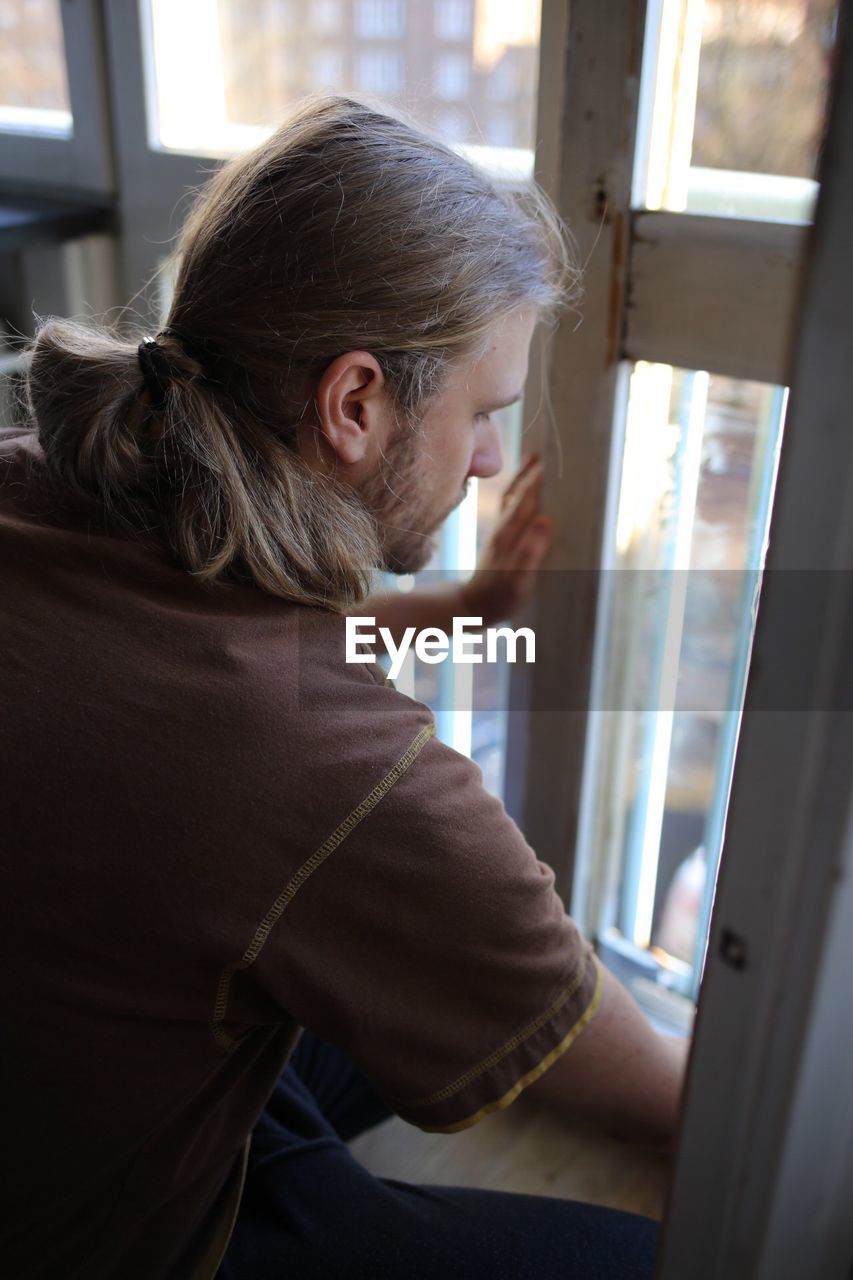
[
  {"xmin": 137, "ymin": 336, "xmax": 171, "ymax": 410},
  {"xmin": 158, "ymin": 326, "xmax": 211, "ymax": 368}
]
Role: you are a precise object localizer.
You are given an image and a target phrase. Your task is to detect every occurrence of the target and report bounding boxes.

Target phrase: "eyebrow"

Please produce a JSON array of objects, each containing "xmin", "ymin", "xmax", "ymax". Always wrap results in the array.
[{"xmin": 480, "ymin": 391, "xmax": 524, "ymax": 413}]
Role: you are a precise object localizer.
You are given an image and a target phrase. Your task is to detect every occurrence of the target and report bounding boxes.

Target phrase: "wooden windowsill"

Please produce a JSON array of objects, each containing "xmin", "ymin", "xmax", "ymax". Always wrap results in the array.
[{"xmin": 349, "ymin": 1093, "xmax": 671, "ymax": 1221}]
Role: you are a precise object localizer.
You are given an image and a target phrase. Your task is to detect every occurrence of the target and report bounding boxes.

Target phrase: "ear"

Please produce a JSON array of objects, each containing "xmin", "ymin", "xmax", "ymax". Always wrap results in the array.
[{"xmin": 313, "ymin": 351, "xmax": 394, "ymax": 467}]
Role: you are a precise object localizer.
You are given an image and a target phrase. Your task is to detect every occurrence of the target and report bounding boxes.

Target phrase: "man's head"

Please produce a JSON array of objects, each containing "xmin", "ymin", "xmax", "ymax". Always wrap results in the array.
[
  {"xmin": 302, "ymin": 307, "xmax": 537, "ymax": 574},
  {"xmin": 27, "ymin": 97, "xmax": 577, "ymax": 607}
]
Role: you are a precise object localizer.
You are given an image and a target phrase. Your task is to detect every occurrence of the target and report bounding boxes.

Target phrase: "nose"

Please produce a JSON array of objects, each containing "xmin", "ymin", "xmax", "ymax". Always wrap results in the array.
[{"xmin": 468, "ymin": 416, "xmax": 504, "ymax": 481}]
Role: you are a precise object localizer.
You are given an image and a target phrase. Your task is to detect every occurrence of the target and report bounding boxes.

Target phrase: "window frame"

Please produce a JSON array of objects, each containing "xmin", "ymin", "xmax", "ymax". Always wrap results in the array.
[
  {"xmin": 526, "ymin": 6, "xmax": 853, "ymax": 1270},
  {"xmin": 518, "ymin": 0, "xmax": 812, "ymax": 909},
  {"xmin": 659, "ymin": 14, "xmax": 853, "ymax": 1269}
]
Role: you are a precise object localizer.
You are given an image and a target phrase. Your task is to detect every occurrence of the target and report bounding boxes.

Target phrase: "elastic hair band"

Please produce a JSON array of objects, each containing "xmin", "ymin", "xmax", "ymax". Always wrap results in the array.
[
  {"xmin": 137, "ymin": 327, "xmax": 219, "ymax": 411},
  {"xmin": 137, "ymin": 336, "xmax": 171, "ymax": 410}
]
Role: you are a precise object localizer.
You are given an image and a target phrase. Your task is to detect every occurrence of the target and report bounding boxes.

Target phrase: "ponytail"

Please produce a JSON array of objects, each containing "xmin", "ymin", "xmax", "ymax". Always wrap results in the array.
[{"xmin": 25, "ymin": 317, "xmax": 379, "ymax": 609}]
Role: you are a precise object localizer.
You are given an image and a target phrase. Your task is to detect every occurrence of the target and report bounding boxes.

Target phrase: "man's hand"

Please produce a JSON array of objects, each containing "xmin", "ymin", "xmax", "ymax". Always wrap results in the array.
[{"xmin": 459, "ymin": 454, "xmax": 553, "ymax": 627}]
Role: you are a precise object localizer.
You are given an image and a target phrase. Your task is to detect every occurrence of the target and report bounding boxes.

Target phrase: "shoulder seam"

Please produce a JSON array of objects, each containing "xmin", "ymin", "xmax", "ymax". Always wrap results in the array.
[{"xmin": 210, "ymin": 719, "xmax": 436, "ymax": 1051}]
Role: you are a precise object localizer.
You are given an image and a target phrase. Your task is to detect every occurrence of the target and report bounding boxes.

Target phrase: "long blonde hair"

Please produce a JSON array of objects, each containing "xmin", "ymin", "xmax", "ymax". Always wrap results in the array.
[{"xmin": 24, "ymin": 96, "xmax": 577, "ymax": 611}]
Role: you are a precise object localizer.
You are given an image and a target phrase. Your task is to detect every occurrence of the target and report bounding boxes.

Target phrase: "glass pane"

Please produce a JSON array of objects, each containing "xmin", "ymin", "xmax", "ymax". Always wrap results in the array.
[
  {"xmin": 145, "ymin": 0, "xmax": 540, "ymax": 171},
  {"xmin": 0, "ymin": 0, "xmax": 72, "ymax": 135},
  {"xmin": 578, "ymin": 363, "xmax": 786, "ymax": 1026},
  {"xmin": 379, "ymin": 399, "xmax": 524, "ymax": 798},
  {"xmin": 636, "ymin": 0, "xmax": 838, "ymax": 221}
]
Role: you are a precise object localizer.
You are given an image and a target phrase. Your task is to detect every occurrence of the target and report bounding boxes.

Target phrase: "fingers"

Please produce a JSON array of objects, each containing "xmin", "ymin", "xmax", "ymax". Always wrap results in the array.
[
  {"xmin": 516, "ymin": 515, "xmax": 554, "ymax": 570},
  {"xmin": 486, "ymin": 516, "xmax": 554, "ymax": 619},
  {"xmin": 493, "ymin": 512, "xmax": 554, "ymax": 576},
  {"xmin": 500, "ymin": 458, "xmax": 545, "ymax": 544},
  {"xmin": 500, "ymin": 452, "xmax": 540, "ymax": 509}
]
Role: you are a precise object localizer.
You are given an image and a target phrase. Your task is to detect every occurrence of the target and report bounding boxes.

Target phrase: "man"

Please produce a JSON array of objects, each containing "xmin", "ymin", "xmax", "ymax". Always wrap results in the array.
[{"xmin": 1, "ymin": 96, "xmax": 685, "ymax": 1279}]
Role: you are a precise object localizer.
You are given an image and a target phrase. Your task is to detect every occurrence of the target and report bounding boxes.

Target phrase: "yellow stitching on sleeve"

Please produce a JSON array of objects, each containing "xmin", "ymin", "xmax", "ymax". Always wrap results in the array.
[
  {"xmin": 211, "ymin": 720, "xmax": 435, "ymax": 1050},
  {"xmin": 399, "ymin": 945, "xmax": 597, "ymax": 1110},
  {"xmin": 416, "ymin": 953, "xmax": 605, "ymax": 1133}
]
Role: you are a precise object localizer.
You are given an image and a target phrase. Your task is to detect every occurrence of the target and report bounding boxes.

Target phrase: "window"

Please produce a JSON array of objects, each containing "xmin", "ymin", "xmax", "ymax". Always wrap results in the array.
[
  {"xmin": 0, "ymin": 0, "xmax": 70, "ymax": 135},
  {"xmin": 434, "ymin": 53, "xmax": 470, "ymax": 100},
  {"xmin": 3, "ymin": 5, "xmax": 849, "ymax": 1261},
  {"xmin": 487, "ymin": 56, "xmax": 517, "ymax": 102},
  {"xmin": 484, "ymin": 110, "xmax": 514, "ymax": 146},
  {"xmin": 355, "ymin": 49, "xmax": 403, "ymax": 95},
  {"xmin": 354, "ymin": 0, "xmax": 404, "ymax": 40},
  {"xmin": 144, "ymin": 0, "xmax": 542, "ymax": 162},
  {"xmin": 6, "ymin": 0, "xmax": 827, "ymax": 858},
  {"xmin": 577, "ymin": 365, "xmax": 785, "ymax": 1018},
  {"xmin": 0, "ymin": 0, "xmax": 111, "ymax": 188},
  {"xmin": 636, "ymin": 0, "xmax": 838, "ymax": 221},
  {"xmin": 434, "ymin": 107, "xmax": 469, "ymax": 143},
  {"xmin": 310, "ymin": 0, "xmax": 342, "ymax": 35},
  {"xmin": 312, "ymin": 49, "xmax": 346, "ymax": 90},
  {"xmin": 434, "ymin": 0, "xmax": 472, "ymax": 41},
  {"xmin": 515, "ymin": 0, "xmax": 836, "ymax": 1035}
]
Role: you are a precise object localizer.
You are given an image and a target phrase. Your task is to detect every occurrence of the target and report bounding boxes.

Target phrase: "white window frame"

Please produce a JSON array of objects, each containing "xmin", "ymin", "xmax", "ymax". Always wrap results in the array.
[
  {"xmin": 660, "ymin": 16, "xmax": 853, "ymax": 1271},
  {"xmin": 522, "ymin": 3, "xmax": 853, "ymax": 1272},
  {"xmin": 518, "ymin": 0, "xmax": 810, "ymax": 897}
]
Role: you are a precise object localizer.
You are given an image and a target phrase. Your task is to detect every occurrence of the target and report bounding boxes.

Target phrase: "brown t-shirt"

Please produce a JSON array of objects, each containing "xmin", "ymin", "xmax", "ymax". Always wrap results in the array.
[{"xmin": 0, "ymin": 428, "xmax": 601, "ymax": 1279}]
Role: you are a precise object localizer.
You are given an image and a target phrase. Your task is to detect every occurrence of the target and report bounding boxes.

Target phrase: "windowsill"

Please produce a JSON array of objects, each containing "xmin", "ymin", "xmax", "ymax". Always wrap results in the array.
[{"xmin": 349, "ymin": 1091, "xmax": 671, "ymax": 1220}]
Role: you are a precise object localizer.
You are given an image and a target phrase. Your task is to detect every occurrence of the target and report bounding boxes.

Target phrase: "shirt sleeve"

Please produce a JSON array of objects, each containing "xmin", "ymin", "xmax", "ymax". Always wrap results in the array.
[{"xmin": 236, "ymin": 649, "xmax": 603, "ymax": 1134}]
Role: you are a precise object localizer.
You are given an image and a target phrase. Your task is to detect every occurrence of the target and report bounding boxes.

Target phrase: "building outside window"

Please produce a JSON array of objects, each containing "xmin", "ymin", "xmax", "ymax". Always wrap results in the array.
[
  {"xmin": 312, "ymin": 49, "xmax": 346, "ymax": 90},
  {"xmin": 310, "ymin": 0, "xmax": 342, "ymax": 36},
  {"xmin": 484, "ymin": 110, "xmax": 513, "ymax": 146},
  {"xmin": 354, "ymin": 0, "xmax": 404, "ymax": 40},
  {"xmin": 433, "ymin": 52, "xmax": 470, "ymax": 100},
  {"xmin": 434, "ymin": 107, "xmax": 469, "ymax": 142},
  {"xmin": 434, "ymin": 0, "xmax": 472, "ymax": 41},
  {"xmin": 356, "ymin": 49, "xmax": 404, "ymax": 96},
  {"xmin": 487, "ymin": 55, "xmax": 517, "ymax": 102}
]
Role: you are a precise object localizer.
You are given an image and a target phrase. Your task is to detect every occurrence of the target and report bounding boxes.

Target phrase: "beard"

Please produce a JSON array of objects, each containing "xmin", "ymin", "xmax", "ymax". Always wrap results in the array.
[{"xmin": 359, "ymin": 426, "xmax": 467, "ymax": 575}]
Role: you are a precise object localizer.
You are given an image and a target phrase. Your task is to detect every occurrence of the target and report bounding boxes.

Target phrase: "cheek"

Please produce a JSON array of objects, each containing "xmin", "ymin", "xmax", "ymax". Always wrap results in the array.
[
  {"xmin": 426, "ymin": 420, "xmax": 473, "ymax": 487},
  {"xmin": 417, "ymin": 401, "xmax": 478, "ymax": 496},
  {"xmin": 451, "ymin": 420, "xmax": 478, "ymax": 474}
]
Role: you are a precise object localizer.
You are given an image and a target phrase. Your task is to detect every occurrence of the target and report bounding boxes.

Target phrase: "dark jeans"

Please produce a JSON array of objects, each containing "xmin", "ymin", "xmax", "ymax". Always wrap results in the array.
[{"xmin": 219, "ymin": 1032, "xmax": 659, "ymax": 1279}]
